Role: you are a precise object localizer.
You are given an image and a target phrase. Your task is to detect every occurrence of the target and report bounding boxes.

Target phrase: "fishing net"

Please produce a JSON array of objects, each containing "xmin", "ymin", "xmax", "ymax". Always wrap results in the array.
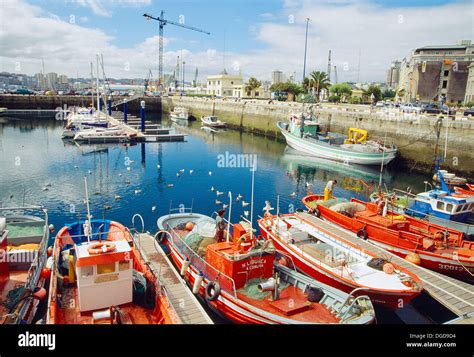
[
  {"xmin": 330, "ymin": 202, "xmax": 365, "ymax": 217},
  {"xmin": 3, "ymin": 285, "xmax": 26, "ymax": 311},
  {"xmin": 183, "ymin": 232, "xmax": 205, "ymax": 252},
  {"xmin": 308, "ymin": 198, "xmax": 347, "ymax": 209},
  {"xmin": 238, "ymin": 278, "xmax": 290, "ymax": 300}
]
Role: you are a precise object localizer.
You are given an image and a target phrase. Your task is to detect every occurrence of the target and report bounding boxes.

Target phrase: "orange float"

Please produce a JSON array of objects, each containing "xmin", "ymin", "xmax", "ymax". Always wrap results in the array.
[{"xmin": 87, "ymin": 241, "xmax": 116, "ymax": 255}]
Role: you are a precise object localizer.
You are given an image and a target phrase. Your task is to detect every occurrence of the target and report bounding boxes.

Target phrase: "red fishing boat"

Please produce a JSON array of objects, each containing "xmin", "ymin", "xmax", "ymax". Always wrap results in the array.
[
  {"xmin": 302, "ymin": 194, "xmax": 474, "ymax": 282},
  {"xmin": 46, "ymin": 218, "xmax": 181, "ymax": 324},
  {"xmin": 258, "ymin": 213, "xmax": 422, "ymax": 308},
  {"xmin": 158, "ymin": 211, "xmax": 376, "ymax": 324}
]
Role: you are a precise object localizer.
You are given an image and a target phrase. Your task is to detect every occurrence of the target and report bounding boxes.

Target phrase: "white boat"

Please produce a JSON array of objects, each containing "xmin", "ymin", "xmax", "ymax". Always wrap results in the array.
[
  {"xmin": 201, "ymin": 115, "xmax": 227, "ymax": 128},
  {"xmin": 170, "ymin": 106, "xmax": 189, "ymax": 121},
  {"xmin": 73, "ymin": 126, "xmax": 137, "ymax": 143},
  {"xmin": 277, "ymin": 114, "xmax": 397, "ymax": 166}
]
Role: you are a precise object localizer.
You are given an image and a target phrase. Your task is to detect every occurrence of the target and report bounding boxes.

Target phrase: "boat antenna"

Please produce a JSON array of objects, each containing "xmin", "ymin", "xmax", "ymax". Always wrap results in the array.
[
  {"xmin": 276, "ymin": 194, "xmax": 280, "ymax": 216},
  {"xmin": 443, "ymin": 116, "xmax": 449, "ymax": 160},
  {"xmin": 96, "ymin": 54, "xmax": 101, "ymax": 118},
  {"xmin": 227, "ymin": 191, "xmax": 232, "ymax": 243},
  {"xmin": 250, "ymin": 161, "xmax": 256, "ymax": 235},
  {"xmin": 378, "ymin": 130, "xmax": 387, "ymax": 189},
  {"xmin": 300, "ymin": 17, "xmax": 310, "ymax": 139},
  {"xmin": 84, "ymin": 176, "xmax": 92, "ymax": 242},
  {"xmin": 90, "ymin": 62, "xmax": 94, "ymax": 109}
]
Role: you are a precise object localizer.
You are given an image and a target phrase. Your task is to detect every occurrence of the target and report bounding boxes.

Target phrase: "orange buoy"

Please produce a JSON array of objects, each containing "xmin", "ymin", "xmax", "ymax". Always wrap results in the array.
[
  {"xmin": 185, "ymin": 222, "xmax": 194, "ymax": 231},
  {"xmin": 40, "ymin": 267, "xmax": 51, "ymax": 279},
  {"xmin": 47, "ymin": 247, "xmax": 53, "ymax": 257},
  {"xmin": 405, "ymin": 252, "xmax": 421, "ymax": 265},
  {"xmin": 383, "ymin": 263, "xmax": 394, "ymax": 274},
  {"xmin": 278, "ymin": 257, "xmax": 288, "ymax": 267}
]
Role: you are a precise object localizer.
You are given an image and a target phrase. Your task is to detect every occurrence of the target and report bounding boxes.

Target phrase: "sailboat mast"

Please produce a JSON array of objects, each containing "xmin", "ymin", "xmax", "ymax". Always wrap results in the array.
[
  {"xmin": 90, "ymin": 62, "xmax": 94, "ymax": 109},
  {"xmin": 84, "ymin": 177, "xmax": 92, "ymax": 242},
  {"xmin": 301, "ymin": 18, "xmax": 310, "ymax": 138},
  {"xmin": 96, "ymin": 55, "xmax": 100, "ymax": 117},
  {"xmin": 250, "ymin": 166, "xmax": 255, "ymax": 235},
  {"xmin": 444, "ymin": 117, "xmax": 449, "ymax": 160}
]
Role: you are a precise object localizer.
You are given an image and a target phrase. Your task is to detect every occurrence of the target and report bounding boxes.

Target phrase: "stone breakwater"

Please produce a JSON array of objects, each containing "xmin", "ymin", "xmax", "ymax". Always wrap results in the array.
[{"xmin": 162, "ymin": 96, "xmax": 474, "ymax": 176}]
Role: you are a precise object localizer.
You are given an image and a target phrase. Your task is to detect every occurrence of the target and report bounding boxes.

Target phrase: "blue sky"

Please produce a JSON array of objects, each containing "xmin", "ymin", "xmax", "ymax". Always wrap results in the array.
[{"xmin": 2, "ymin": 0, "xmax": 472, "ymax": 81}]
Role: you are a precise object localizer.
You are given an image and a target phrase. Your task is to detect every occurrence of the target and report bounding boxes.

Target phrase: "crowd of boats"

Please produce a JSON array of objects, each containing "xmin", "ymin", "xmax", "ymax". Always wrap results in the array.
[{"xmin": 0, "ymin": 153, "xmax": 472, "ymax": 325}]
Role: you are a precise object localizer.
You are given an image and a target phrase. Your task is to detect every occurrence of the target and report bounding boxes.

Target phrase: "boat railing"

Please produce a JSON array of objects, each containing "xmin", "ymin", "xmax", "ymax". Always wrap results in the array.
[
  {"xmin": 167, "ymin": 225, "xmax": 238, "ymax": 299},
  {"xmin": 11, "ymin": 206, "xmax": 49, "ymax": 324}
]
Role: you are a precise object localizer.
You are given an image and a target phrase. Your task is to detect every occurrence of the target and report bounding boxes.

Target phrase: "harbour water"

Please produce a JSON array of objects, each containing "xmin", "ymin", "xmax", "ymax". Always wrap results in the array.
[{"xmin": 0, "ymin": 114, "xmax": 454, "ymax": 324}]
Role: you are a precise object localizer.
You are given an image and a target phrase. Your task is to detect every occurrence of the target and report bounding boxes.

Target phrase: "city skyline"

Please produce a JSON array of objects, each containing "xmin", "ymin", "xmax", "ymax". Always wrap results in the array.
[{"xmin": 0, "ymin": 0, "xmax": 472, "ymax": 83}]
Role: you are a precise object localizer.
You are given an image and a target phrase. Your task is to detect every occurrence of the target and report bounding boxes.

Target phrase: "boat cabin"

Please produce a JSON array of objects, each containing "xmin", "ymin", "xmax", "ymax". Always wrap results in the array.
[
  {"xmin": 205, "ymin": 223, "xmax": 274, "ymax": 290},
  {"xmin": 74, "ymin": 240, "xmax": 132, "ymax": 312}
]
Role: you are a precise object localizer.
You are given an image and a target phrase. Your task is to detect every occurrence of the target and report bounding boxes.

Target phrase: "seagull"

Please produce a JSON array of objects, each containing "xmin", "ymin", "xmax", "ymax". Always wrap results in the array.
[
  {"xmin": 129, "ymin": 160, "xmax": 135, "ymax": 164},
  {"xmin": 208, "ymin": 171, "xmax": 212, "ymax": 176},
  {"xmin": 42, "ymin": 187, "xmax": 49, "ymax": 191},
  {"xmin": 127, "ymin": 167, "xmax": 131, "ymax": 171},
  {"xmin": 134, "ymin": 189, "xmax": 141, "ymax": 194},
  {"xmin": 189, "ymin": 169, "xmax": 194, "ymax": 175},
  {"xmin": 236, "ymin": 194, "xmax": 243, "ymax": 201},
  {"xmin": 215, "ymin": 199, "xmax": 222, "ymax": 205},
  {"xmin": 104, "ymin": 205, "xmax": 112, "ymax": 210},
  {"xmin": 74, "ymin": 165, "xmax": 78, "ymax": 169},
  {"xmin": 94, "ymin": 192, "xmax": 101, "ymax": 195},
  {"xmin": 244, "ymin": 211, "xmax": 249, "ymax": 217},
  {"xmin": 88, "ymin": 170, "xmax": 92, "ymax": 175},
  {"xmin": 263, "ymin": 201, "xmax": 274, "ymax": 212},
  {"xmin": 179, "ymin": 169, "xmax": 185, "ymax": 173},
  {"xmin": 157, "ymin": 164, "xmax": 161, "ymax": 169},
  {"xmin": 45, "ymin": 183, "xmax": 52, "ymax": 187},
  {"xmin": 118, "ymin": 173, "xmax": 122, "ymax": 177},
  {"xmin": 210, "ymin": 186, "xmax": 215, "ymax": 192},
  {"xmin": 125, "ymin": 180, "xmax": 131, "ymax": 184},
  {"xmin": 9, "ymin": 194, "xmax": 13, "ymax": 199},
  {"xmin": 242, "ymin": 201, "xmax": 249, "ymax": 207},
  {"xmin": 152, "ymin": 206, "xmax": 156, "ymax": 212},
  {"xmin": 176, "ymin": 172, "xmax": 181, "ymax": 177},
  {"xmin": 289, "ymin": 192, "xmax": 297, "ymax": 198},
  {"xmin": 114, "ymin": 194, "xmax": 121, "ymax": 200},
  {"xmin": 167, "ymin": 184, "xmax": 174, "ymax": 188},
  {"xmin": 216, "ymin": 191, "xmax": 223, "ymax": 196},
  {"xmin": 223, "ymin": 204, "xmax": 229, "ymax": 209}
]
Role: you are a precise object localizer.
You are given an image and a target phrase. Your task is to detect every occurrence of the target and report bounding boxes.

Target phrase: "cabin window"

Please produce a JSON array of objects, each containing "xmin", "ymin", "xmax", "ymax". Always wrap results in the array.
[
  {"xmin": 446, "ymin": 203, "xmax": 453, "ymax": 213},
  {"xmin": 81, "ymin": 265, "xmax": 93, "ymax": 278},
  {"xmin": 97, "ymin": 262, "xmax": 116, "ymax": 275},
  {"xmin": 119, "ymin": 260, "xmax": 130, "ymax": 271},
  {"xmin": 436, "ymin": 201, "xmax": 445, "ymax": 210}
]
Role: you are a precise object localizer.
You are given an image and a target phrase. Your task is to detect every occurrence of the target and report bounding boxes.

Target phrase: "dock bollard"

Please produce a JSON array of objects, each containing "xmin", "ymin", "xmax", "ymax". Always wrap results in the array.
[
  {"xmin": 140, "ymin": 100, "xmax": 145, "ymax": 133},
  {"xmin": 123, "ymin": 99, "xmax": 128, "ymax": 124},
  {"xmin": 107, "ymin": 96, "xmax": 112, "ymax": 115}
]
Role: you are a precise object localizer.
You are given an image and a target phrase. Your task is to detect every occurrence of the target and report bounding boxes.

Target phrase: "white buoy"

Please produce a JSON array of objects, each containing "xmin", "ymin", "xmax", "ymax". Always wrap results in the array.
[
  {"xmin": 192, "ymin": 271, "xmax": 204, "ymax": 294},
  {"xmin": 152, "ymin": 206, "xmax": 156, "ymax": 212},
  {"xmin": 180, "ymin": 258, "xmax": 190, "ymax": 276}
]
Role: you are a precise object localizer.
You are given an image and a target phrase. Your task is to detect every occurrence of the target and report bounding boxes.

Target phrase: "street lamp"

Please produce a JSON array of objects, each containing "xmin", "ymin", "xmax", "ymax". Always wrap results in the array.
[{"xmin": 182, "ymin": 61, "xmax": 186, "ymax": 94}]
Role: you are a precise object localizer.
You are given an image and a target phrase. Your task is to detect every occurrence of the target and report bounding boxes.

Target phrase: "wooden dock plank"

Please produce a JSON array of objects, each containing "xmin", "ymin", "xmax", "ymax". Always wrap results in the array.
[
  {"xmin": 296, "ymin": 212, "xmax": 474, "ymax": 320},
  {"xmin": 134, "ymin": 233, "xmax": 213, "ymax": 324}
]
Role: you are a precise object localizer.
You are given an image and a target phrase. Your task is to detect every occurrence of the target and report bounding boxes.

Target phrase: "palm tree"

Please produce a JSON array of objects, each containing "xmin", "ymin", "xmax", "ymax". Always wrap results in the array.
[
  {"xmin": 245, "ymin": 77, "xmax": 262, "ymax": 98},
  {"xmin": 309, "ymin": 71, "xmax": 330, "ymax": 102}
]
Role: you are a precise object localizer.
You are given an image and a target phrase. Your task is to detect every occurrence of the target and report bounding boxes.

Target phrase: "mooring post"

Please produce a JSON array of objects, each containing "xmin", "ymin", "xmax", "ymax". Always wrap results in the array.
[
  {"xmin": 140, "ymin": 100, "xmax": 146, "ymax": 133},
  {"xmin": 123, "ymin": 99, "xmax": 128, "ymax": 124},
  {"xmin": 107, "ymin": 96, "xmax": 112, "ymax": 115}
]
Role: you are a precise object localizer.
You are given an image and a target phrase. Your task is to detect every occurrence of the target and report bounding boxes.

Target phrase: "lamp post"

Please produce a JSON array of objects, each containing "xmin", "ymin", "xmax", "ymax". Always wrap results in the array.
[
  {"xmin": 301, "ymin": 17, "xmax": 310, "ymax": 138},
  {"xmin": 182, "ymin": 61, "xmax": 186, "ymax": 94}
]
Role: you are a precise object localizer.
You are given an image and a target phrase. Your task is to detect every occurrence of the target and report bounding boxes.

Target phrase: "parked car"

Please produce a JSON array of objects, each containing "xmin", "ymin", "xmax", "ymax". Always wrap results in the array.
[
  {"xmin": 401, "ymin": 103, "xmax": 422, "ymax": 113},
  {"xmin": 463, "ymin": 108, "xmax": 474, "ymax": 117},
  {"xmin": 421, "ymin": 103, "xmax": 441, "ymax": 114}
]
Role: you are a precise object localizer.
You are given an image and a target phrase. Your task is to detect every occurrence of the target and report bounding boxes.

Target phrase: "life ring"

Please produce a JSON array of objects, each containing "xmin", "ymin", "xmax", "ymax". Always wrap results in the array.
[
  {"xmin": 357, "ymin": 228, "xmax": 368, "ymax": 240},
  {"xmin": 234, "ymin": 233, "xmax": 256, "ymax": 253},
  {"xmin": 205, "ymin": 281, "xmax": 221, "ymax": 301},
  {"xmin": 88, "ymin": 241, "xmax": 116, "ymax": 255}
]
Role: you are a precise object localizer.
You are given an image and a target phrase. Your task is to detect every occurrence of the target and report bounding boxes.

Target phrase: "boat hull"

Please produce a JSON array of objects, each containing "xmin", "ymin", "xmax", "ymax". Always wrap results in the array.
[
  {"xmin": 277, "ymin": 121, "xmax": 397, "ymax": 166},
  {"xmin": 302, "ymin": 196, "xmax": 474, "ymax": 283},
  {"xmin": 258, "ymin": 225, "xmax": 419, "ymax": 308}
]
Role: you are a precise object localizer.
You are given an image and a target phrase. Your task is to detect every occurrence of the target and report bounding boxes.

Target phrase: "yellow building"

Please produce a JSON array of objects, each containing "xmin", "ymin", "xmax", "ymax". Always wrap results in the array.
[{"xmin": 206, "ymin": 69, "xmax": 243, "ymax": 97}]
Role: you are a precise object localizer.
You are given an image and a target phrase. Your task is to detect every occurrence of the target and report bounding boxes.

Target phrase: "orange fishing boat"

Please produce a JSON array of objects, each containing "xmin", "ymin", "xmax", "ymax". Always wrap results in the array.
[
  {"xmin": 46, "ymin": 218, "xmax": 180, "ymax": 324},
  {"xmin": 258, "ymin": 213, "xmax": 422, "ymax": 308},
  {"xmin": 302, "ymin": 194, "xmax": 474, "ymax": 282},
  {"xmin": 158, "ymin": 211, "xmax": 376, "ymax": 324}
]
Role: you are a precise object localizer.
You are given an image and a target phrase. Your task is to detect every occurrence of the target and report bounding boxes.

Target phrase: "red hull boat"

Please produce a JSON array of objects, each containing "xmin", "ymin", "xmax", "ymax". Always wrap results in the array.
[
  {"xmin": 258, "ymin": 214, "xmax": 422, "ymax": 308},
  {"xmin": 302, "ymin": 194, "xmax": 474, "ymax": 283}
]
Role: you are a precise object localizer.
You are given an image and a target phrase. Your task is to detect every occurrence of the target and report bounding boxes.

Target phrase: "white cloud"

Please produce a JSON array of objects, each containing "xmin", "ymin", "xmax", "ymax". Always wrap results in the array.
[
  {"xmin": 0, "ymin": 0, "xmax": 472, "ymax": 83},
  {"xmin": 73, "ymin": 0, "xmax": 152, "ymax": 17}
]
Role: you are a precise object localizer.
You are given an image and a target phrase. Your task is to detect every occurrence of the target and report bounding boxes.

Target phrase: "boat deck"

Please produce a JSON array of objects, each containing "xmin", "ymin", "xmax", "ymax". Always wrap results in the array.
[
  {"xmin": 296, "ymin": 212, "xmax": 474, "ymax": 321},
  {"xmin": 134, "ymin": 233, "xmax": 213, "ymax": 324}
]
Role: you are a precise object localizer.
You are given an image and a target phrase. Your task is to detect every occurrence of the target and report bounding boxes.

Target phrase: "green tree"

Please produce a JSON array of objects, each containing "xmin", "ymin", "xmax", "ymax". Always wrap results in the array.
[
  {"xmin": 270, "ymin": 82, "xmax": 303, "ymax": 101},
  {"xmin": 308, "ymin": 71, "xmax": 330, "ymax": 102},
  {"xmin": 383, "ymin": 89, "xmax": 396, "ymax": 99},
  {"xmin": 245, "ymin": 77, "xmax": 262, "ymax": 98},
  {"xmin": 329, "ymin": 83, "xmax": 352, "ymax": 102},
  {"xmin": 364, "ymin": 85, "xmax": 382, "ymax": 103}
]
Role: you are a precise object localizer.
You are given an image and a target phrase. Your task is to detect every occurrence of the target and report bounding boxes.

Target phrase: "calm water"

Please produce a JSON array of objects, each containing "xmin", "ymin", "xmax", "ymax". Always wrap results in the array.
[{"xmin": 0, "ymin": 115, "xmax": 449, "ymax": 324}]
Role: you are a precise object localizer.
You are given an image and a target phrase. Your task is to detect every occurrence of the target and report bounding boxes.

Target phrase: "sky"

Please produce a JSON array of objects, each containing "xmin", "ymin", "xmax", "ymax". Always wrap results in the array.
[{"xmin": 0, "ymin": 0, "xmax": 472, "ymax": 83}]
